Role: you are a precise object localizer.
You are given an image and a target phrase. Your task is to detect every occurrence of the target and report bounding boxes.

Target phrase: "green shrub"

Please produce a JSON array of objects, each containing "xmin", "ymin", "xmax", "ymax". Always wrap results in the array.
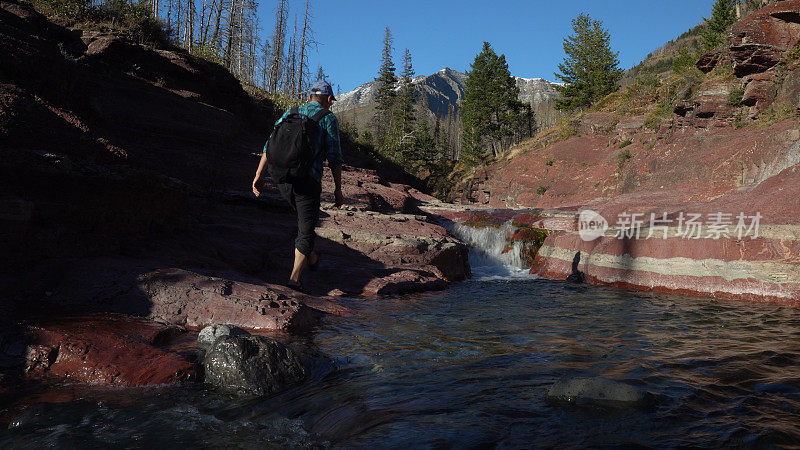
[
  {"xmin": 33, "ymin": 0, "xmax": 167, "ymax": 47},
  {"xmin": 554, "ymin": 118, "xmax": 579, "ymax": 141},
  {"xmin": 710, "ymin": 61, "xmax": 735, "ymax": 80},
  {"xmin": 618, "ymin": 139, "xmax": 632, "ymax": 149},
  {"xmin": 536, "ymin": 185, "xmax": 549, "ymax": 195},
  {"xmin": 361, "ymin": 130, "xmax": 373, "ymax": 144},
  {"xmin": 635, "ymin": 71, "xmax": 661, "ymax": 89},
  {"xmin": 672, "ymin": 45, "xmax": 699, "ymax": 75},
  {"xmin": 617, "ymin": 148, "xmax": 632, "ymax": 167},
  {"xmin": 191, "ymin": 43, "xmax": 225, "ymax": 66},
  {"xmin": 786, "ymin": 43, "xmax": 800, "ymax": 65},
  {"xmin": 728, "ymin": 86, "xmax": 745, "ymax": 106},
  {"xmin": 756, "ymin": 102, "xmax": 799, "ymax": 127},
  {"xmin": 33, "ymin": 0, "xmax": 92, "ymax": 21},
  {"xmin": 644, "ymin": 102, "xmax": 672, "ymax": 130},
  {"xmin": 545, "ymin": 158, "xmax": 554, "ymax": 166},
  {"xmin": 733, "ymin": 110, "xmax": 747, "ymax": 129}
]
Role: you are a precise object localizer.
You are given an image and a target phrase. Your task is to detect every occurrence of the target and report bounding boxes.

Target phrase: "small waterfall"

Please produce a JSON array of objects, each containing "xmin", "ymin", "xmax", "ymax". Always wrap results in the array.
[{"xmin": 449, "ymin": 221, "xmax": 534, "ymax": 280}]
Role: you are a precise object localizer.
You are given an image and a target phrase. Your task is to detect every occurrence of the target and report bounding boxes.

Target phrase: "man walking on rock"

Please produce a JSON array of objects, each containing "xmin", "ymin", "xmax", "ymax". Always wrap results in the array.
[{"xmin": 252, "ymin": 79, "xmax": 344, "ymax": 289}]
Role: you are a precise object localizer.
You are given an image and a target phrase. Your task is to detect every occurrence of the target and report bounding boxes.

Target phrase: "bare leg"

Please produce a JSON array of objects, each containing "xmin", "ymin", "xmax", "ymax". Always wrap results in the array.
[{"xmin": 290, "ymin": 249, "xmax": 318, "ymax": 284}]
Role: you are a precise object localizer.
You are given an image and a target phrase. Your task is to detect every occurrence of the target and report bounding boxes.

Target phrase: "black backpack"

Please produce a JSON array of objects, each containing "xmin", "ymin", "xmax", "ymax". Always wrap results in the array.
[{"xmin": 266, "ymin": 107, "xmax": 330, "ymax": 183}]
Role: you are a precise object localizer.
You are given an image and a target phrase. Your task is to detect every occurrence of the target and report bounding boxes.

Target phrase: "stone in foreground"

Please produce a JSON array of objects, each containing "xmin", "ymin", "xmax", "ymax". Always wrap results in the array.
[
  {"xmin": 21, "ymin": 316, "xmax": 195, "ymax": 386},
  {"xmin": 546, "ymin": 377, "xmax": 647, "ymax": 407},
  {"xmin": 203, "ymin": 333, "xmax": 308, "ymax": 396},
  {"xmin": 197, "ymin": 324, "xmax": 247, "ymax": 351}
]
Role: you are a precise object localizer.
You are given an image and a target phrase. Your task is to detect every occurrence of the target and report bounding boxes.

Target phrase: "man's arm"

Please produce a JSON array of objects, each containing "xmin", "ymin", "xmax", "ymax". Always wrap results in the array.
[
  {"xmin": 331, "ymin": 165, "xmax": 343, "ymax": 206},
  {"xmin": 323, "ymin": 115, "xmax": 344, "ymax": 206},
  {"xmin": 252, "ymin": 151, "xmax": 268, "ymax": 196}
]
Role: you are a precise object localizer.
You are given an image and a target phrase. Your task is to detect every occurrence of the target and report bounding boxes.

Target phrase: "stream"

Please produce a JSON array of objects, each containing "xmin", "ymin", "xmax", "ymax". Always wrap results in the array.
[{"xmin": 3, "ymin": 224, "xmax": 800, "ymax": 448}]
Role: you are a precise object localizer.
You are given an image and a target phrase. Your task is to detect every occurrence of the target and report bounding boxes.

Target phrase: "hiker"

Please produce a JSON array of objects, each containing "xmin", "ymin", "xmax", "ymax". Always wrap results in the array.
[{"xmin": 251, "ymin": 79, "xmax": 344, "ymax": 289}]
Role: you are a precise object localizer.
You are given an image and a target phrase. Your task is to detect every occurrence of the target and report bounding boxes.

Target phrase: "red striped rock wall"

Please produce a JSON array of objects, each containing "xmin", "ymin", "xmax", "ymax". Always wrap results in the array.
[{"xmin": 443, "ymin": 1, "xmax": 800, "ymax": 305}]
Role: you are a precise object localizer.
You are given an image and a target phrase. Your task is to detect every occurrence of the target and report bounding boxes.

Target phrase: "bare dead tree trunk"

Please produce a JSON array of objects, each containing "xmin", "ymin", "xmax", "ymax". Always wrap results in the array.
[
  {"xmin": 262, "ymin": 40, "xmax": 271, "ymax": 89},
  {"xmin": 210, "ymin": 0, "xmax": 225, "ymax": 52},
  {"xmin": 175, "ymin": 0, "xmax": 182, "ymax": 46},
  {"xmin": 268, "ymin": 0, "xmax": 288, "ymax": 93},
  {"xmin": 166, "ymin": 0, "xmax": 173, "ymax": 40},
  {"xmin": 199, "ymin": 0, "xmax": 214, "ymax": 47},
  {"xmin": 186, "ymin": 0, "xmax": 195, "ymax": 51},
  {"xmin": 235, "ymin": 0, "xmax": 243, "ymax": 74},
  {"xmin": 285, "ymin": 14, "xmax": 298, "ymax": 95},
  {"xmin": 198, "ymin": 0, "xmax": 208, "ymax": 46},
  {"xmin": 296, "ymin": 0, "xmax": 312, "ymax": 100},
  {"xmin": 224, "ymin": 0, "xmax": 236, "ymax": 69},
  {"xmin": 249, "ymin": 12, "xmax": 258, "ymax": 81}
]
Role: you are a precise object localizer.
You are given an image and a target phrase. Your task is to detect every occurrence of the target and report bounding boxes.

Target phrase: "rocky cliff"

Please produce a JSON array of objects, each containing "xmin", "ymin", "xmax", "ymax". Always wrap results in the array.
[
  {"xmin": 447, "ymin": 0, "xmax": 800, "ymax": 304},
  {"xmin": 0, "ymin": 0, "xmax": 469, "ymax": 402}
]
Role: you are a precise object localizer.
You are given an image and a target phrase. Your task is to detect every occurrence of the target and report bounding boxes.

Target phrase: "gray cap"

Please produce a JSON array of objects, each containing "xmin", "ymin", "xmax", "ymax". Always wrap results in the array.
[{"xmin": 309, "ymin": 79, "xmax": 336, "ymax": 100}]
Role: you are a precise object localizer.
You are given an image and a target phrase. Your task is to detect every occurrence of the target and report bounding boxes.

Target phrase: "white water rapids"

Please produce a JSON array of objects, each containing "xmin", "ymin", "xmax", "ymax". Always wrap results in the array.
[{"xmin": 448, "ymin": 221, "xmax": 536, "ymax": 280}]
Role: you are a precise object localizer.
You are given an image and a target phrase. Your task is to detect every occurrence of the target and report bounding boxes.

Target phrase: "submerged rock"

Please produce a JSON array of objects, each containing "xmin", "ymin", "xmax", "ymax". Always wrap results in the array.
[
  {"xmin": 565, "ymin": 251, "xmax": 585, "ymax": 284},
  {"xmin": 203, "ymin": 334, "xmax": 308, "ymax": 396},
  {"xmin": 546, "ymin": 377, "xmax": 646, "ymax": 407}
]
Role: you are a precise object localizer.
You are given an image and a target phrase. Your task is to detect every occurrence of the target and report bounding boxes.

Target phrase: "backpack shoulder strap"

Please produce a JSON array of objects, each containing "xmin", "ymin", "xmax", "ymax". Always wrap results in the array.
[{"xmin": 310, "ymin": 109, "xmax": 330, "ymax": 123}]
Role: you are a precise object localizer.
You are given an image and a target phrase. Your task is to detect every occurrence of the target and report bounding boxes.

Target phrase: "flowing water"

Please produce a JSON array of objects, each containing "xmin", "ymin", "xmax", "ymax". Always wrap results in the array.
[{"xmin": 3, "ymin": 225, "xmax": 800, "ymax": 448}]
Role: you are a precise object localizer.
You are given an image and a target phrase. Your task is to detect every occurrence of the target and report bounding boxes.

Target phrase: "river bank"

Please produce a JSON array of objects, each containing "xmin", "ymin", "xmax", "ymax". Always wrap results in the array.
[
  {"xmin": 0, "ymin": 0, "xmax": 472, "ymax": 412},
  {"xmin": 4, "ymin": 275, "xmax": 800, "ymax": 447},
  {"xmin": 2, "ymin": 0, "xmax": 800, "ymax": 438},
  {"xmin": 0, "ymin": 165, "xmax": 472, "ymax": 412}
]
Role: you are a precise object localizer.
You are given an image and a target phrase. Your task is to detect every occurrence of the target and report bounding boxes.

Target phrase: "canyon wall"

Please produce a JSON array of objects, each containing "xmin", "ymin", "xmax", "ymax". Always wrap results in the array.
[{"xmin": 450, "ymin": 0, "xmax": 800, "ymax": 304}]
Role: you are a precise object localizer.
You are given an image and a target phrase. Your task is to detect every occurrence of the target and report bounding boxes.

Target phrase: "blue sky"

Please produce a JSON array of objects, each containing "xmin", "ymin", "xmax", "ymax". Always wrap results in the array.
[{"xmin": 258, "ymin": 0, "xmax": 717, "ymax": 93}]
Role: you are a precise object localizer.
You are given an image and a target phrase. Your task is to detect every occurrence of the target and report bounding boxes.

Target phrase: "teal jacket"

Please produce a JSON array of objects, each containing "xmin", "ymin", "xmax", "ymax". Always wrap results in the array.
[{"xmin": 262, "ymin": 101, "xmax": 343, "ymax": 183}]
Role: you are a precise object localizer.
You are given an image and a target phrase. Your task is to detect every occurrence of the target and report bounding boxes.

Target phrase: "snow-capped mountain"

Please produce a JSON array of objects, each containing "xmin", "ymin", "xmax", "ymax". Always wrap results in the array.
[{"xmin": 332, "ymin": 68, "xmax": 563, "ymax": 132}]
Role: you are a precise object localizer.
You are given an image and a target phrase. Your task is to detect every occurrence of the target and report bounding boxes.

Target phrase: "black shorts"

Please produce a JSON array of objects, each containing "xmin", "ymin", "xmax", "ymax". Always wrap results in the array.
[{"xmin": 277, "ymin": 178, "xmax": 322, "ymax": 256}]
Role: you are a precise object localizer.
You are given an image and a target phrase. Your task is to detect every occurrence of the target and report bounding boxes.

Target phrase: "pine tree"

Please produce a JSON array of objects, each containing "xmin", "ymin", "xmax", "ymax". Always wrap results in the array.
[
  {"xmin": 395, "ymin": 48, "xmax": 417, "ymax": 161},
  {"xmin": 461, "ymin": 42, "xmax": 523, "ymax": 165},
  {"xmin": 414, "ymin": 119, "xmax": 437, "ymax": 165},
  {"xmin": 316, "ymin": 65, "xmax": 324, "ymax": 81},
  {"xmin": 702, "ymin": 0, "xmax": 738, "ymax": 50},
  {"xmin": 433, "ymin": 109, "xmax": 450, "ymax": 159},
  {"xmin": 554, "ymin": 13, "xmax": 622, "ymax": 111},
  {"xmin": 373, "ymin": 26, "xmax": 397, "ymax": 143}
]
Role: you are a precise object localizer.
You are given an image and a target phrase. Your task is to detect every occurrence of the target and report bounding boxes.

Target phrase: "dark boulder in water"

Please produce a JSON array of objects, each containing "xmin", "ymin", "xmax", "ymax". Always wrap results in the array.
[
  {"xmin": 565, "ymin": 251, "xmax": 585, "ymax": 284},
  {"xmin": 197, "ymin": 324, "xmax": 248, "ymax": 351},
  {"xmin": 546, "ymin": 377, "xmax": 647, "ymax": 407},
  {"xmin": 202, "ymin": 333, "xmax": 308, "ymax": 396}
]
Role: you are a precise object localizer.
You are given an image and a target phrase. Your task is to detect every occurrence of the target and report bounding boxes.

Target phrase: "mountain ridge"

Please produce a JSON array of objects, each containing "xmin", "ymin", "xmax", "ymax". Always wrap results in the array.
[{"xmin": 332, "ymin": 67, "xmax": 564, "ymax": 146}]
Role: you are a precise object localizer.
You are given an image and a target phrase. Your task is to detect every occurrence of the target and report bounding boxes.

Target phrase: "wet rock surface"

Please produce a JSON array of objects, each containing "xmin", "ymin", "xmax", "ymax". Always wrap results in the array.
[
  {"xmin": 202, "ymin": 333, "xmax": 308, "ymax": 396},
  {"xmin": 9, "ymin": 316, "xmax": 196, "ymax": 386},
  {"xmin": 197, "ymin": 324, "xmax": 248, "ymax": 351},
  {"xmin": 0, "ymin": 0, "xmax": 470, "ymax": 397}
]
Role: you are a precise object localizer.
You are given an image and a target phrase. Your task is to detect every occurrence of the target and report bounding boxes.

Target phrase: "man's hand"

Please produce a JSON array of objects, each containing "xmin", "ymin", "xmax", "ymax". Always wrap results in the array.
[
  {"xmin": 253, "ymin": 152, "xmax": 268, "ymax": 197},
  {"xmin": 334, "ymin": 187, "xmax": 344, "ymax": 207},
  {"xmin": 331, "ymin": 166, "xmax": 343, "ymax": 207}
]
